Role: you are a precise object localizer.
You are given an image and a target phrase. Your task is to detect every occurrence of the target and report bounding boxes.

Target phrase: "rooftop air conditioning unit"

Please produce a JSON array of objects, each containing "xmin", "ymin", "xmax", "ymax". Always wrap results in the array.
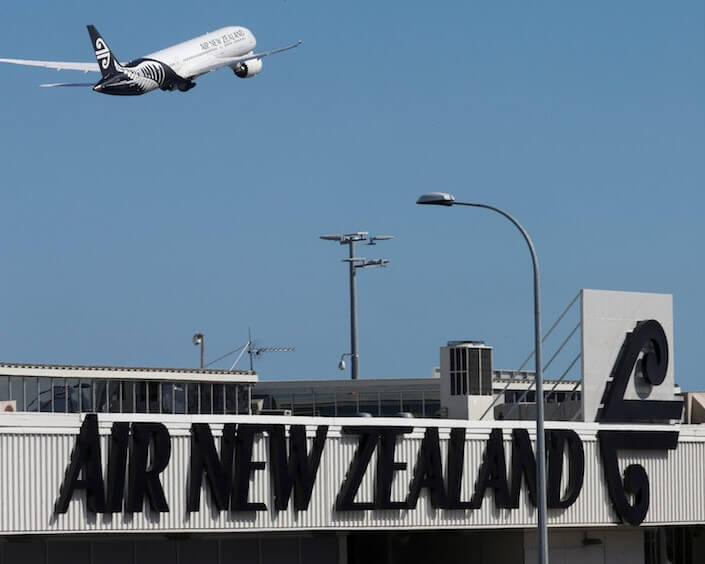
[
  {"xmin": 0, "ymin": 400, "xmax": 17, "ymax": 412},
  {"xmin": 442, "ymin": 341, "xmax": 493, "ymax": 397}
]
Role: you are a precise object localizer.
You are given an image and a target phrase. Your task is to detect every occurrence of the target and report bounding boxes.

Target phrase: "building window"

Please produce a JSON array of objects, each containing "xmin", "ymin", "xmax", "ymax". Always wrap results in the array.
[
  {"xmin": 213, "ymin": 384, "xmax": 224, "ymax": 414},
  {"xmin": 10, "ymin": 376, "xmax": 24, "ymax": 411},
  {"xmin": 161, "ymin": 382, "xmax": 174, "ymax": 414},
  {"xmin": 187, "ymin": 383, "xmax": 199, "ymax": 414},
  {"xmin": 0, "ymin": 375, "xmax": 8, "ymax": 402},
  {"xmin": 25, "ymin": 377, "xmax": 39, "ymax": 412},
  {"xmin": 53, "ymin": 378, "xmax": 67, "ymax": 413},
  {"xmin": 39, "ymin": 377, "xmax": 52, "ymax": 412},
  {"xmin": 174, "ymin": 383, "xmax": 186, "ymax": 414},
  {"xmin": 200, "ymin": 383, "xmax": 212, "ymax": 414},
  {"xmin": 122, "ymin": 381, "xmax": 135, "ymax": 413},
  {"xmin": 108, "ymin": 381, "xmax": 121, "ymax": 413}
]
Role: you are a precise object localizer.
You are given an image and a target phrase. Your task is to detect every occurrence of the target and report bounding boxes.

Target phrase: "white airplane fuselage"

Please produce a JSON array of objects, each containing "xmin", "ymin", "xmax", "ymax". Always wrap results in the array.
[
  {"xmin": 147, "ymin": 26, "xmax": 256, "ymax": 80},
  {"xmin": 0, "ymin": 25, "xmax": 300, "ymax": 96}
]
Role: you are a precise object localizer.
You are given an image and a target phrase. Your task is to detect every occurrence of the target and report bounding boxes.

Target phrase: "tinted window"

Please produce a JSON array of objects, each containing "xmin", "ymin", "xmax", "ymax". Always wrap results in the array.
[
  {"xmin": 25, "ymin": 377, "xmax": 39, "ymax": 412},
  {"xmin": 39, "ymin": 377, "xmax": 52, "ymax": 412}
]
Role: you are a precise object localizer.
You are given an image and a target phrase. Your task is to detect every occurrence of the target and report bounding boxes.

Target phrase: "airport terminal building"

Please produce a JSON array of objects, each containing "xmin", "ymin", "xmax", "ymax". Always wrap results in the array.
[{"xmin": 1, "ymin": 290, "xmax": 704, "ymax": 564}]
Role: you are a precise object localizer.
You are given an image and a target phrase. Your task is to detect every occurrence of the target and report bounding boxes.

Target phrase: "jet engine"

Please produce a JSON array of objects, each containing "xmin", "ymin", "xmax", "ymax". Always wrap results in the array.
[{"xmin": 232, "ymin": 59, "xmax": 263, "ymax": 78}]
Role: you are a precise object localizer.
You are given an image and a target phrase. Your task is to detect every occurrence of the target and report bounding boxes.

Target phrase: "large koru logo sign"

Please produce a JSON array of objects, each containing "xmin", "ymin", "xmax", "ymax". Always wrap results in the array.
[
  {"xmin": 54, "ymin": 320, "xmax": 682, "ymax": 525},
  {"xmin": 597, "ymin": 319, "xmax": 683, "ymax": 525}
]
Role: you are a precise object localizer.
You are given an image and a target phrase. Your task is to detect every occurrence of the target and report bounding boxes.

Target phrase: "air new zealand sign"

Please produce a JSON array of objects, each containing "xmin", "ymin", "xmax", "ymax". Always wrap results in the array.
[{"xmin": 55, "ymin": 320, "xmax": 683, "ymax": 527}]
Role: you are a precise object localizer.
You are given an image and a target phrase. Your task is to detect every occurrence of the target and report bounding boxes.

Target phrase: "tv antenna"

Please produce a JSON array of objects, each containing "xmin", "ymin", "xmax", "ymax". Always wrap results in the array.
[
  {"xmin": 203, "ymin": 329, "xmax": 294, "ymax": 372},
  {"xmin": 241, "ymin": 328, "xmax": 295, "ymax": 372}
]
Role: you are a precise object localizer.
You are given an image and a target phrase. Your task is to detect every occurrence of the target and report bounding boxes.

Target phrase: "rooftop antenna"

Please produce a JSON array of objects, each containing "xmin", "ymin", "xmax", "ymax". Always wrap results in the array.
[{"xmin": 229, "ymin": 327, "xmax": 294, "ymax": 372}]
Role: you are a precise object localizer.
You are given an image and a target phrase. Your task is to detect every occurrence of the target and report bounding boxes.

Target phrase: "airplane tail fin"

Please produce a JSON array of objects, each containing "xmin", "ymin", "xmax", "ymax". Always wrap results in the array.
[{"xmin": 87, "ymin": 25, "xmax": 119, "ymax": 77}]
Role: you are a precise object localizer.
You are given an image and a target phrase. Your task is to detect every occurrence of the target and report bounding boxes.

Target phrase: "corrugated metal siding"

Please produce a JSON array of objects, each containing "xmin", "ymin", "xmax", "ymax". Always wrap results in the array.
[{"xmin": 1, "ymin": 415, "xmax": 704, "ymax": 535}]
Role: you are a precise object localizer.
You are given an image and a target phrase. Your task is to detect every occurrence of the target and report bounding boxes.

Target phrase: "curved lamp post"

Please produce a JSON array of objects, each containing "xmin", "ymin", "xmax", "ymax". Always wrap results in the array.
[{"xmin": 416, "ymin": 192, "xmax": 548, "ymax": 564}]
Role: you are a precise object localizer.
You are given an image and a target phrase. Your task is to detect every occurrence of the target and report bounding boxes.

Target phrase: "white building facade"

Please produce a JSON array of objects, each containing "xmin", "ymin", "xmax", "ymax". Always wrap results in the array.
[{"xmin": 0, "ymin": 290, "xmax": 702, "ymax": 564}]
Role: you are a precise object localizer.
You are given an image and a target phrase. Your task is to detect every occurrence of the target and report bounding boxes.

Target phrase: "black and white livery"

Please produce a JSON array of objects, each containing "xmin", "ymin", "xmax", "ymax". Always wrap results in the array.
[{"xmin": 0, "ymin": 25, "xmax": 301, "ymax": 96}]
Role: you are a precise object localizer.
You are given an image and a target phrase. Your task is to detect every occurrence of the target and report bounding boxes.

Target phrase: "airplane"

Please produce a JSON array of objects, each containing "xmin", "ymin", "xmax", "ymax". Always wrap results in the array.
[{"xmin": 0, "ymin": 25, "xmax": 301, "ymax": 95}]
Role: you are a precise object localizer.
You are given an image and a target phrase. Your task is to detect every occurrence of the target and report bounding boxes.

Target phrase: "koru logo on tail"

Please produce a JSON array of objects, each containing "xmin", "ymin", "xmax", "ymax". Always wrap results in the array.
[{"xmin": 94, "ymin": 38, "xmax": 111, "ymax": 69}]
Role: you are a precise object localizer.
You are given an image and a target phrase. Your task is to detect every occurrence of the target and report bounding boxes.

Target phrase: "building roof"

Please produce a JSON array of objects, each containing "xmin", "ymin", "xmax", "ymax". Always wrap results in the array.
[{"xmin": 0, "ymin": 362, "xmax": 257, "ymax": 383}]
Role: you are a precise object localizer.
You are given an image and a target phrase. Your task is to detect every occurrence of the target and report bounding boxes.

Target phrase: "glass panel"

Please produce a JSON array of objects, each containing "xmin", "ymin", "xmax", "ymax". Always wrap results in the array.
[
  {"xmin": 94, "ymin": 380, "xmax": 107, "ymax": 413},
  {"xmin": 221, "ymin": 538, "xmax": 259, "ymax": 564},
  {"xmin": 260, "ymin": 536, "xmax": 298, "ymax": 564},
  {"xmin": 313, "ymin": 393, "xmax": 335, "ymax": 417},
  {"xmin": 53, "ymin": 378, "xmax": 67, "ymax": 413},
  {"xmin": 92, "ymin": 541, "xmax": 135, "ymax": 564},
  {"xmin": 25, "ymin": 377, "xmax": 39, "ymax": 412},
  {"xmin": 199, "ymin": 383, "xmax": 212, "ymax": 414},
  {"xmin": 187, "ymin": 383, "xmax": 199, "ymax": 414},
  {"xmin": 380, "ymin": 391, "xmax": 402, "ymax": 416},
  {"xmin": 424, "ymin": 399, "xmax": 441, "ymax": 418},
  {"xmin": 174, "ymin": 382, "xmax": 186, "ymax": 414},
  {"xmin": 240, "ymin": 384, "xmax": 251, "ymax": 414},
  {"xmin": 0, "ymin": 375, "xmax": 8, "ymax": 401},
  {"xmin": 81, "ymin": 379, "xmax": 94, "ymax": 412},
  {"xmin": 121, "ymin": 381, "xmax": 134, "ymax": 413},
  {"xmin": 48, "ymin": 541, "xmax": 90, "ymax": 564},
  {"xmin": 271, "ymin": 392, "xmax": 293, "ymax": 412},
  {"xmin": 336, "ymin": 391, "xmax": 357, "ymax": 416},
  {"xmin": 358, "ymin": 392, "xmax": 380, "ymax": 416},
  {"xmin": 67, "ymin": 379, "xmax": 79, "ymax": 413},
  {"xmin": 108, "ymin": 381, "xmax": 121, "ymax": 413},
  {"xmin": 135, "ymin": 540, "xmax": 177, "ymax": 564},
  {"xmin": 225, "ymin": 384, "xmax": 238, "ymax": 414},
  {"xmin": 4, "ymin": 541, "xmax": 46, "ymax": 564},
  {"xmin": 179, "ymin": 540, "xmax": 218, "ymax": 564},
  {"xmin": 10, "ymin": 376, "xmax": 24, "ymax": 410},
  {"xmin": 161, "ymin": 382, "xmax": 174, "ymax": 414},
  {"xmin": 292, "ymin": 392, "xmax": 315, "ymax": 416},
  {"xmin": 135, "ymin": 381, "xmax": 147, "ymax": 413},
  {"xmin": 401, "ymin": 391, "xmax": 424, "ymax": 417},
  {"xmin": 212, "ymin": 383, "xmax": 224, "ymax": 414},
  {"xmin": 148, "ymin": 382, "xmax": 160, "ymax": 413},
  {"xmin": 39, "ymin": 377, "xmax": 52, "ymax": 412},
  {"xmin": 301, "ymin": 535, "xmax": 338, "ymax": 564}
]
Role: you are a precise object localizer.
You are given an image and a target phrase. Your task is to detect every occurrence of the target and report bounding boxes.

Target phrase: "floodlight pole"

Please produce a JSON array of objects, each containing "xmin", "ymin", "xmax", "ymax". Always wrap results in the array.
[
  {"xmin": 320, "ymin": 233, "xmax": 392, "ymax": 380},
  {"xmin": 348, "ymin": 241, "xmax": 360, "ymax": 380},
  {"xmin": 416, "ymin": 193, "xmax": 548, "ymax": 564}
]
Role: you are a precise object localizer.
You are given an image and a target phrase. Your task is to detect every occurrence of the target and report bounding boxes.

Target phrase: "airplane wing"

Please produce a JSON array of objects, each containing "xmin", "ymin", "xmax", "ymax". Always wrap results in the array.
[
  {"xmin": 0, "ymin": 58, "xmax": 99, "ymax": 73},
  {"xmin": 216, "ymin": 40, "xmax": 302, "ymax": 65},
  {"xmin": 40, "ymin": 82, "xmax": 95, "ymax": 88}
]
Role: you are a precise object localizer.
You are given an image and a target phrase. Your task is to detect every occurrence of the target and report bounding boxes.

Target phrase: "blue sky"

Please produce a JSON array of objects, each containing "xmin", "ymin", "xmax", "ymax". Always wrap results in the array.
[{"xmin": 0, "ymin": 1, "xmax": 703, "ymax": 390}]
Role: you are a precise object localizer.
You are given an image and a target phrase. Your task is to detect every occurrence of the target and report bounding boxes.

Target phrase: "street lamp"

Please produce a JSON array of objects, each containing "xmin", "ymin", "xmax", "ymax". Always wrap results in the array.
[
  {"xmin": 320, "ymin": 232, "xmax": 393, "ymax": 380},
  {"xmin": 416, "ymin": 192, "xmax": 549, "ymax": 564}
]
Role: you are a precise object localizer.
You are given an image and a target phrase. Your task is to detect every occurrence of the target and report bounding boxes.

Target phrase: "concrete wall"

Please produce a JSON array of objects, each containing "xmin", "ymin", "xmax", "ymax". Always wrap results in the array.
[{"xmin": 580, "ymin": 289, "xmax": 675, "ymax": 422}]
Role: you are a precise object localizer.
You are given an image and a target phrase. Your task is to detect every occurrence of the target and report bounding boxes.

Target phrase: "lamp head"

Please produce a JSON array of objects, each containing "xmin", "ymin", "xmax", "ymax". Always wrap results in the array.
[
  {"xmin": 192, "ymin": 333, "xmax": 204, "ymax": 346},
  {"xmin": 416, "ymin": 192, "xmax": 455, "ymax": 206},
  {"xmin": 338, "ymin": 358, "xmax": 346, "ymax": 371}
]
